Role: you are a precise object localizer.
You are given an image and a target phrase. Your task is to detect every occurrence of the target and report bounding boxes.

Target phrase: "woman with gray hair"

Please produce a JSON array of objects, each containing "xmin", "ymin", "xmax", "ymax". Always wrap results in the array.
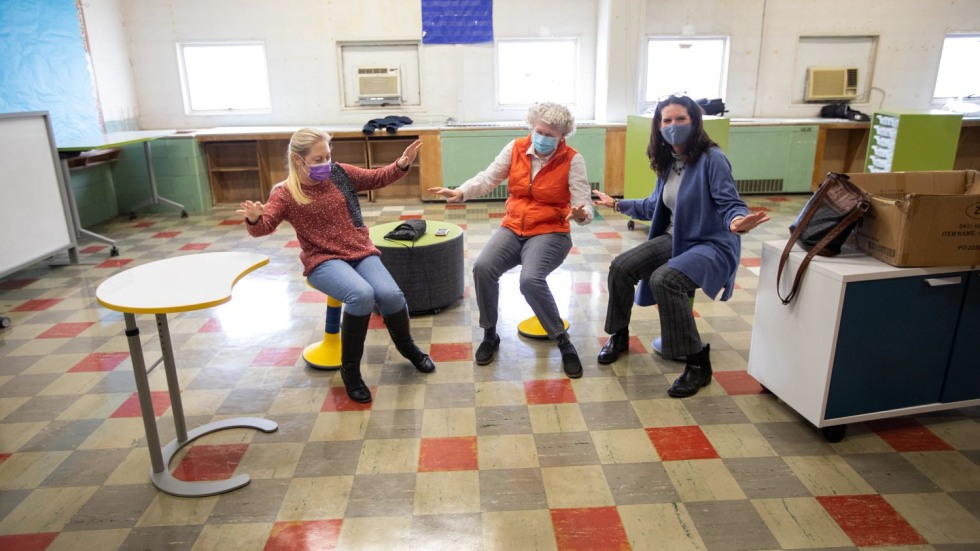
[{"xmin": 428, "ymin": 103, "xmax": 594, "ymax": 378}]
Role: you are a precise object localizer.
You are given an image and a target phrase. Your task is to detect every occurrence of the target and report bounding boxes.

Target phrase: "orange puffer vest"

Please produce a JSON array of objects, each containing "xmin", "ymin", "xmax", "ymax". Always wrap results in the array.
[{"xmin": 500, "ymin": 135, "xmax": 576, "ymax": 237}]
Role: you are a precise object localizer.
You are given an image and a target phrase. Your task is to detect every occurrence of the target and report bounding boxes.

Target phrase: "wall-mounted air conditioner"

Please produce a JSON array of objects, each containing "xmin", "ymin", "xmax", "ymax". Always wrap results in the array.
[
  {"xmin": 804, "ymin": 67, "xmax": 859, "ymax": 101},
  {"xmin": 357, "ymin": 67, "xmax": 402, "ymax": 105}
]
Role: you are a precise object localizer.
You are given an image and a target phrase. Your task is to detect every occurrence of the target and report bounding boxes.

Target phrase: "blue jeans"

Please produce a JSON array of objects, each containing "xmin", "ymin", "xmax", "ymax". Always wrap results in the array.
[{"xmin": 307, "ymin": 255, "xmax": 405, "ymax": 317}]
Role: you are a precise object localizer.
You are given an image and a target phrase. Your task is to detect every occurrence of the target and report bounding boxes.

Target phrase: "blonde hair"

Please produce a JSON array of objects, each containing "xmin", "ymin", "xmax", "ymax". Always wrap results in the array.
[
  {"xmin": 284, "ymin": 128, "xmax": 331, "ymax": 205},
  {"xmin": 526, "ymin": 102, "xmax": 576, "ymax": 138}
]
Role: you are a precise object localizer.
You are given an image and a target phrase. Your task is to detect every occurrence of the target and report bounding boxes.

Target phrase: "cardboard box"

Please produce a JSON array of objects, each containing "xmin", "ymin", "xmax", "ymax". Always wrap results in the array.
[{"xmin": 844, "ymin": 170, "xmax": 980, "ymax": 267}]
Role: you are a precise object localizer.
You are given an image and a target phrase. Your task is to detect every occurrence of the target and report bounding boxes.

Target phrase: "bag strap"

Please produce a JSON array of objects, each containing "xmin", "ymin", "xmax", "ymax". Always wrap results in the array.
[{"xmin": 777, "ymin": 176, "xmax": 869, "ymax": 305}]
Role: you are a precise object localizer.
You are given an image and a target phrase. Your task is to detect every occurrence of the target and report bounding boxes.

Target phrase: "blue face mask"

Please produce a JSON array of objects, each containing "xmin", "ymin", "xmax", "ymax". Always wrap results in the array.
[
  {"xmin": 531, "ymin": 132, "xmax": 559, "ymax": 155},
  {"xmin": 306, "ymin": 161, "xmax": 332, "ymax": 181},
  {"xmin": 661, "ymin": 124, "xmax": 693, "ymax": 146}
]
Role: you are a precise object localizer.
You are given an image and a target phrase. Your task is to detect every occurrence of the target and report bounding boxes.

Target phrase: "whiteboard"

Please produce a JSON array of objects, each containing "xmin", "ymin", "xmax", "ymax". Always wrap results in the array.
[{"xmin": 0, "ymin": 112, "xmax": 76, "ymax": 278}]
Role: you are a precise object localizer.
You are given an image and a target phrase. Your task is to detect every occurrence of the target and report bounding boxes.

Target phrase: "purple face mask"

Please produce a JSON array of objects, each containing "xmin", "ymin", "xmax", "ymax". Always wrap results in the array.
[{"xmin": 306, "ymin": 161, "xmax": 332, "ymax": 181}]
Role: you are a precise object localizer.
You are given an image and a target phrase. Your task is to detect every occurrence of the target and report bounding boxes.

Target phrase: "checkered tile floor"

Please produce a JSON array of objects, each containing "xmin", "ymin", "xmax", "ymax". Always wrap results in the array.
[{"xmin": 2, "ymin": 196, "xmax": 980, "ymax": 551}]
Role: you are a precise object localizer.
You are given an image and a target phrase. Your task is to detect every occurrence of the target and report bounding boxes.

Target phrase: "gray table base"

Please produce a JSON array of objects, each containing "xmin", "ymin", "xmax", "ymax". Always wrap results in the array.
[{"xmin": 122, "ymin": 312, "xmax": 278, "ymax": 497}]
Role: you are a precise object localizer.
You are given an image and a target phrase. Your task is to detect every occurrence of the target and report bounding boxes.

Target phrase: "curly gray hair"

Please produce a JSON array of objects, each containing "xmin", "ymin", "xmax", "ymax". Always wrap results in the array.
[{"xmin": 525, "ymin": 102, "xmax": 576, "ymax": 138}]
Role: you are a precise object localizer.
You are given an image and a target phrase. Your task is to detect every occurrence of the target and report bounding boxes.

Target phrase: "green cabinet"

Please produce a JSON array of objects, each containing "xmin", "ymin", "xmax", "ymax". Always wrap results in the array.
[
  {"xmin": 624, "ymin": 115, "xmax": 730, "ymax": 200},
  {"xmin": 727, "ymin": 125, "xmax": 817, "ymax": 194},
  {"xmin": 440, "ymin": 127, "xmax": 606, "ymax": 199},
  {"xmin": 865, "ymin": 111, "xmax": 962, "ymax": 173}
]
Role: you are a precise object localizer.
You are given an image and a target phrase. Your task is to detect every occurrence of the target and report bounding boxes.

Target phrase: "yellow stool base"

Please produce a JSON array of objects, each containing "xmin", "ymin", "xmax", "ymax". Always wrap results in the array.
[
  {"xmin": 517, "ymin": 316, "xmax": 569, "ymax": 339},
  {"xmin": 304, "ymin": 332, "xmax": 341, "ymax": 370}
]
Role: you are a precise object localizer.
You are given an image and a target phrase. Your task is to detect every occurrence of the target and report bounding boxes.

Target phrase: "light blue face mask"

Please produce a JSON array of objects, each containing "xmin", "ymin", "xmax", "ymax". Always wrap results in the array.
[
  {"xmin": 661, "ymin": 124, "xmax": 693, "ymax": 146},
  {"xmin": 531, "ymin": 132, "xmax": 559, "ymax": 155}
]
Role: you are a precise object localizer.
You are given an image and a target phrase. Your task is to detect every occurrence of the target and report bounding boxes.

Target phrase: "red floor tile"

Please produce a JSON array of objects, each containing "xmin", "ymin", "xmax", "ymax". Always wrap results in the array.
[
  {"xmin": 79, "ymin": 245, "xmax": 107, "ymax": 254},
  {"xmin": 428, "ymin": 342, "xmax": 472, "ymax": 362},
  {"xmin": 646, "ymin": 426, "xmax": 719, "ymax": 461},
  {"xmin": 36, "ymin": 322, "xmax": 95, "ymax": 339},
  {"xmin": 573, "ymin": 282, "xmax": 605, "ymax": 294},
  {"xmin": 299, "ymin": 290, "xmax": 326, "ymax": 303},
  {"xmin": 713, "ymin": 371, "xmax": 765, "ymax": 395},
  {"xmin": 368, "ymin": 313, "xmax": 386, "ymax": 330},
  {"xmin": 551, "ymin": 506, "xmax": 631, "ymax": 551},
  {"xmin": 0, "ymin": 278, "xmax": 37, "ymax": 289},
  {"xmin": 594, "ymin": 231, "xmax": 622, "ymax": 239},
  {"xmin": 198, "ymin": 318, "xmax": 223, "ymax": 333},
  {"xmin": 594, "ymin": 336, "xmax": 648, "ymax": 356},
  {"xmin": 866, "ymin": 418, "xmax": 954, "ymax": 452},
  {"xmin": 96, "ymin": 258, "xmax": 134, "ymax": 268},
  {"xmin": 264, "ymin": 519, "xmax": 342, "ymax": 551},
  {"xmin": 69, "ymin": 351, "xmax": 130, "ymax": 372},
  {"xmin": 445, "ymin": 204, "xmax": 466, "ymax": 210},
  {"xmin": 525, "ymin": 379, "xmax": 577, "ymax": 405},
  {"xmin": 11, "ymin": 298, "xmax": 62, "ymax": 312},
  {"xmin": 399, "ymin": 214, "xmax": 423, "ymax": 220},
  {"xmin": 740, "ymin": 257, "xmax": 761, "ymax": 267},
  {"xmin": 489, "ymin": 212, "xmax": 505, "ymax": 219},
  {"xmin": 252, "ymin": 347, "xmax": 303, "ymax": 367},
  {"xmin": 286, "ymin": 240, "xmax": 301, "ymax": 248},
  {"xmin": 133, "ymin": 221, "xmax": 155, "ymax": 228},
  {"xmin": 172, "ymin": 443, "xmax": 249, "ymax": 482},
  {"xmin": 818, "ymin": 494, "xmax": 927, "ymax": 547},
  {"xmin": 569, "ymin": 246, "xmax": 580, "ymax": 255},
  {"xmin": 179, "ymin": 242, "xmax": 210, "ymax": 251},
  {"xmin": 749, "ymin": 205, "xmax": 772, "ymax": 212},
  {"xmin": 110, "ymin": 390, "xmax": 171, "ymax": 418},
  {"xmin": 0, "ymin": 532, "xmax": 60, "ymax": 551},
  {"xmin": 321, "ymin": 387, "xmax": 373, "ymax": 412},
  {"xmin": 219, "ymin": 219, "xmax": 244, "ymax": 225},
  {"xmin": 0, "ymin": 453, "xmax": 11, "ymax": 466},
  {"xmin": 152, "ymin": 231, "xmax": 181, "ymax": 238},
  {"xmin": 419, "ymin": 436, "xmax": 478, "ymax": 472}
]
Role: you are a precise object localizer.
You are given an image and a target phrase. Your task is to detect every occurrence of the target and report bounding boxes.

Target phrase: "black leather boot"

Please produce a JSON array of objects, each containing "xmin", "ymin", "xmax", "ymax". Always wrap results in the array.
[
  {"xmin": 383, "ymin": 306, "xmax": 436, "ymax": 373},
  {"xmin": 475, "ymin": 327, "xmax": 500, "ymax": 365},
  {"xmin": 667, "ymin": 344, "xmax": 712, "ymax": 398},
  {"xmin": 340, "ymin": 312, "xmax": 372, "ymax": 403},
  {"xmin": 597, "ymin": 328, "xmax": 630, "ymax": 364},
  {"xmin": 556, "ymin": 333, "xmax": 583, "ymax": 379}
]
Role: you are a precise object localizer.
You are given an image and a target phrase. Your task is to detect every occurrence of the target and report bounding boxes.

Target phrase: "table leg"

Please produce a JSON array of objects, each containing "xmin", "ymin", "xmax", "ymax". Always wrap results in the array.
[
  {"xmin": 129, "ymin": 141, "xmax": 187, "ymax": 217},
  {"xmin": 122, "ymin": 313, "xmax": 167, "ymax": 474},
  {"xmin": 156, "ymin": 314, "xmax": 187, "ymax": 442}
]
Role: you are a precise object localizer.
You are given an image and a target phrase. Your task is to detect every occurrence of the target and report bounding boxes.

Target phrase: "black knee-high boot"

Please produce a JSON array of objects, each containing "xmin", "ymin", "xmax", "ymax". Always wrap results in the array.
[
  {"xmin": 340, "ymin": 312, "xmax": 372, "ymax": 403},
  {"xmin": 667, "ymin": 344, "xmax": 712, "ymax": 398},
  {"xmin": 383, "ymin": 305, "xmax": 436, "ymax": 373}
]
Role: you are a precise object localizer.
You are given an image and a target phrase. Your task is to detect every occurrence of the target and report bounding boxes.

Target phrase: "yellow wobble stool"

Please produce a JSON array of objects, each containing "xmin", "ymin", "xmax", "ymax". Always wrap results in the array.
[
  {"xmin": 517, "ymin": 316, "xmax": 570, "ymax": 340},
  {"xmin": 304, "ymin": 286, "xmax": 342, "ymax": 370}
]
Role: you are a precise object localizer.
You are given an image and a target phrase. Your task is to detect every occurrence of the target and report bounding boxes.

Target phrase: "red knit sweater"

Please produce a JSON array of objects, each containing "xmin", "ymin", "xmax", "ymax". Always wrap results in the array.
[{"xmin": 246, "ymin": 162, "xmax": 408, "ymax": 276}]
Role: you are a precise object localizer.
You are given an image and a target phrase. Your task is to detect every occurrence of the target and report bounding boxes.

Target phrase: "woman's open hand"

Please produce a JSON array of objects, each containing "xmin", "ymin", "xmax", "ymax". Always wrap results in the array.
[
  {"xmin": 592, "ymin": 190, "xmax": 616, "ymax": 208},
  {"xmin": 237, "ymin": 200, "xmax": 264, "ymax": 223},
  {"xmin": 566, "ymin": 203, "xmax": 588, "ymax": 222},
  {"xmin": 730, "ymin": 211, "xmax": 771, "ymax": 233},
  {"xmin": 427, "ymin": 187, "xmax": 465, "ymax": 203},
  {"xmin": 397, "ymin": 139, "xmax": 423, "ymax": 170}
]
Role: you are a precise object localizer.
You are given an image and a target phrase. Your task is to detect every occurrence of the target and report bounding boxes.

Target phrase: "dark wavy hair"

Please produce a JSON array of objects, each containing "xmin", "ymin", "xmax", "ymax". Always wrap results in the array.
[{"xmin": 646, "ymin": 95, "xmax": 718, "ymax": 179}]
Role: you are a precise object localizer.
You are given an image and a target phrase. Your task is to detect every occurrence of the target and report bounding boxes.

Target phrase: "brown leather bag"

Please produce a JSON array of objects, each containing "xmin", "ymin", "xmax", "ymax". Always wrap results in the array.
[{"xmin": 778, "ymin": 172, "xmax": 870, "ymax": 305}]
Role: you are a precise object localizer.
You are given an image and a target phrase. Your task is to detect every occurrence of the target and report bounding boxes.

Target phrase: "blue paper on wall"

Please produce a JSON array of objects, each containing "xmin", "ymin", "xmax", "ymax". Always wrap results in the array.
[{"xmin": 422, "ymin": 0, "xmax": 493, "ymax": 45}]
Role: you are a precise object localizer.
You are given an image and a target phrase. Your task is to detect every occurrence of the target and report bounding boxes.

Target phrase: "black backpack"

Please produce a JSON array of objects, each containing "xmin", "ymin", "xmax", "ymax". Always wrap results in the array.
[
  {"xmin": 819, "ymin": 101, "xmax": 870, "ymax": 122},
  {"xmin": 695, "ymin": 98, "xmax": 727, "ymax": 116}
]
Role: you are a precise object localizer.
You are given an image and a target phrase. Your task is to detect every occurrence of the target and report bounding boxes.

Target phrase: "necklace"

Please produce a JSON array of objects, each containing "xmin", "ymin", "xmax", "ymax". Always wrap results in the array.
[{"xmin": 671, "ymin": 161, "xmax": 685, "ymax": 176}]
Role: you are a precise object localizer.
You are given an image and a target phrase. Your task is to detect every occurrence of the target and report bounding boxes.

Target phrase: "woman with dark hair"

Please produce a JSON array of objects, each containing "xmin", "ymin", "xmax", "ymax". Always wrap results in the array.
[{"xmin": 592, "ymin": 94, "xmax": 769, "ymax": 397}]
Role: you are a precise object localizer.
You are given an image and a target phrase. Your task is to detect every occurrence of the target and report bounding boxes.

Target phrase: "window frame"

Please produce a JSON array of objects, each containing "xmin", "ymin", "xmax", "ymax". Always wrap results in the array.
[
  {"xmin": 932, "ymin": 33, "xmax": 980, "ymax": 103},
  {"xmin": 175, "ymin": 41, "xmax": 272, "ymax": 116},
  {"xmin": 639, "ymin": 35, "xmax": 729, "ymax": 113},
  {"xmin": 494, "ymin": 37, "xmax": 579, "ymax": 110}
]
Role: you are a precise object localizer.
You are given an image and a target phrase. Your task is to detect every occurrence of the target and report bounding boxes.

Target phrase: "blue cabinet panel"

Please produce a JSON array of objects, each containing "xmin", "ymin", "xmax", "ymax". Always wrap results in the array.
[
  {"xmin": 943, "ymin": 271, "xmax": 980, "ymax": 403},
  {"xmin": 826, "ymin": 273, "xmax": 965, "ymax": 419}
]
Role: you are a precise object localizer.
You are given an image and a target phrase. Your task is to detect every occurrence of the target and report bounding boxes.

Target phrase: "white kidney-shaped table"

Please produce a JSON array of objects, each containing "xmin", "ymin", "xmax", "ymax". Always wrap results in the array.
[{"xmin": 96, "ymin": 251, "xmax": 276, "ymax": 497}]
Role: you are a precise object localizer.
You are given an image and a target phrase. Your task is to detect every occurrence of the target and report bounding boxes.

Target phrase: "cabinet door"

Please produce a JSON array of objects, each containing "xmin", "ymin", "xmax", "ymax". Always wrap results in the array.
[
  {"xmin": 825, "ymin": 273, "xmax": 966, "ymax": 419},
  {"xmin": 942, "ymin": 270, "xmax": 980, "ymax": 403}
]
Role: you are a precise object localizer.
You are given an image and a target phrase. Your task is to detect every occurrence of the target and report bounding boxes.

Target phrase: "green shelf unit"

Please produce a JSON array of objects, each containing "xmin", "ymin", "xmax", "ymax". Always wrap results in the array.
[
  {"xmin": 440, "ymin": 127, "xmax": 606, "ymax": 199},
  {"xmin": 864, "ymin": 111, "xmax": 963, "ymax": 173},
  {"xmin": 726, "ymin": 126, "xmax": 817, "ymax": 194},
  {"xmin": 624, "ymin": 115, "xmax": 730, "ymax": 200}
]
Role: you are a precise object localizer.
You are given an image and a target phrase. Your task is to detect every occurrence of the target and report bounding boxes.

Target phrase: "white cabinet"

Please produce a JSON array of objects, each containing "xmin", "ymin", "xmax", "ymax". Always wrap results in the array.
[{"xmin": 748, "ymin": 240, "xmax": 980, "ymax": 441}]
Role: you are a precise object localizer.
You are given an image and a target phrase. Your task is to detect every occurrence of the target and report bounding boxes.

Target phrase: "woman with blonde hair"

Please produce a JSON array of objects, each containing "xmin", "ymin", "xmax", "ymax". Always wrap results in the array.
[
  {"xmin": 238, "ymin": 128, "xmax": 432, "ymax": 403},
  {"xmin": 428, "ymin": 103, "xmax": 593, "ymax": 378}
]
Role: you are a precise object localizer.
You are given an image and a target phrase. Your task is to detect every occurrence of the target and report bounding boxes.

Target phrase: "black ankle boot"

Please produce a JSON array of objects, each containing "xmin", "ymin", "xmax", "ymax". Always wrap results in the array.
[
  {"xmin": 340, "ymin": 312, "xmax": 372, "ymax": 403},
  {"xmin": 383, "ymin": 306, "xmax": 435, "ymax": 373},
  {"xmin": 475, "ymin": 328, "xmax": 499, "ymax": 365},
  {"xmin": 597, "ymin": 328, "xmax": 630, "ymax": 364},
  {"xmin": 556, "ymin": 333, "xmax": 583, "ymax": 379},
  {"xmin": 667, "ymin": 344, "xmax": 712, "ymax": 398}
]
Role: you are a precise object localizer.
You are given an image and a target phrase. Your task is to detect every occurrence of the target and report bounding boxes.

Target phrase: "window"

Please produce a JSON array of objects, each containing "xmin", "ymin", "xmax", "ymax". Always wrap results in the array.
[
  {"xmin": 497, "ymin": 39, "xmax": 577, "ymax": 106},
  {"xmin": 176, "ymin": 42, "xmax": 271, "ymax": 114},
  {"xmin": 933, "ymin": 34, "xmax": 980, "ymax": 101},
  {"xmin": 642, "ymin": 37, "xmax": 728, "ymax": 109}
]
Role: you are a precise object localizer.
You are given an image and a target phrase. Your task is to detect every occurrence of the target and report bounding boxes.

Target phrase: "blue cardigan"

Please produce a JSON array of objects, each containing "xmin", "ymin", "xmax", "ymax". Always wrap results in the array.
[{"xmin": 618, "ymin": 147, "xmax": 749, "ymax": 304}]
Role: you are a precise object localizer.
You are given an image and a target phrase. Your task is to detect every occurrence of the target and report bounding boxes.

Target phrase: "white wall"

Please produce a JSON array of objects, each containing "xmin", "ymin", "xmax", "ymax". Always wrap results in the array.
[
  {"xmin": 83, "ymin": 0, "xmax": 139, "ymax": 129},
  {"xmin": 83, "ymin": 0, "xmax": 980, "ymax": 129}
]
